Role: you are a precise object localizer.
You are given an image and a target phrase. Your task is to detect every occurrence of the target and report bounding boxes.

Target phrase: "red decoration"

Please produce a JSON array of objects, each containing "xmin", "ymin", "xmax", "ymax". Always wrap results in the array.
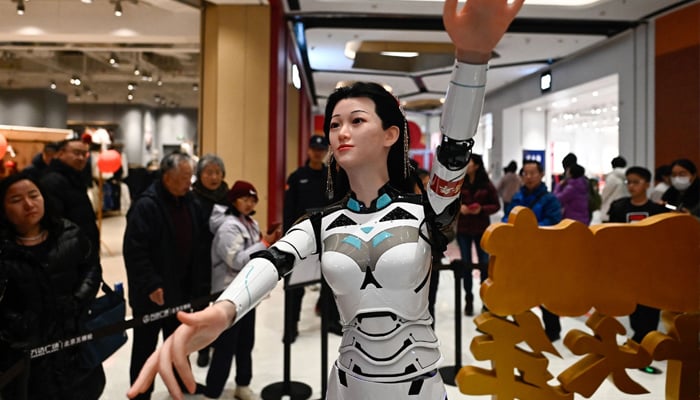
[
  {"xmin": 0, "ymin": 134, "xmax": 7, "ymax": 159},
  {"xmin": 407, "ymin": 121, "xmax": 425, "ymax": 149},
  {"xmin": 97, "ymin": 149, "xmax": 122, "ymax": 173}
]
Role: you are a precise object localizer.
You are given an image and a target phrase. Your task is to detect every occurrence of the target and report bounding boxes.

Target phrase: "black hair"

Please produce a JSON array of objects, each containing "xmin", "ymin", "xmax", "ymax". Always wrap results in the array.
[
  {"xmin": 465, "ymin": 153, "xmax": 490, "ymax": 190},
  {"xmin": 522, "ymin": 159, "xmax": 543, "ymax": 173},
  {"xmin": 562, "ymin": 153, "xmax": 577, "ymax": 170},
  {"xmin": 626, "ymin": 166, "xmax": 652, "ymax": 182},
  {"xmin": 569, "ymin": 164, "xmax": 585, "ymax": 178},
  {"xmin": 654, "ymin": 164, "xmax": 671, "ymax": 182},
  {"xmin": 611, "ymin": 156, "xmax": 627, "ymax": 168},
  {"xmin": 503, "ymin": 160, "xmax": 517, "ymax": 173},
  {"xmin": 0, "ymin": 172, "xmax": 61, "ymax": 239},
  {"xmin": 670, "ymin": 158, "xmax": 697, "ymax": 175},
  {"xmin": 323, "ymin": 82, "xmax": 412, "ymax": 200}
]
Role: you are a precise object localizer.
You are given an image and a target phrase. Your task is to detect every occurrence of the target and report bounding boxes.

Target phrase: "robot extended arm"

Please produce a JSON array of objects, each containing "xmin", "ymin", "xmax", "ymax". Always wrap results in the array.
[{"xmin": 217, "ymin": 218, "xmax": 317, "ymax": 326}]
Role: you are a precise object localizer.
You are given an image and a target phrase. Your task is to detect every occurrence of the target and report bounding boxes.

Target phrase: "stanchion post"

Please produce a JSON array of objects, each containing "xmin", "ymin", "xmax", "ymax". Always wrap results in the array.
[
  {"xmin": 260, "ymin": 276, "xmax": 312, "ymax": 400},
  {"xmin": 319, "ymin": 277, "xmax": 330, "ymax": 399},
  {"xmin": 438, "ymin": 259, "xmax": 463, "ymax": 386}
]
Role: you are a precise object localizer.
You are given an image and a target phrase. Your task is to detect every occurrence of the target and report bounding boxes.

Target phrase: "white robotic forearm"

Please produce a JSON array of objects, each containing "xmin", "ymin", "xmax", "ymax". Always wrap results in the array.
[
  {"xmin": 428, "ymin": 62, "xmax": 487, "ymax": 215},
  {"xmin": 216, "ymin": 219, "xmax": 317, "ymax": 326},
  {"xmin": 440, "ymin": 62, "xmax": 487, "ymax": 142},
  {"xmin": 216, "ymin": 257, "xmax": 279, "ymax": 326}
]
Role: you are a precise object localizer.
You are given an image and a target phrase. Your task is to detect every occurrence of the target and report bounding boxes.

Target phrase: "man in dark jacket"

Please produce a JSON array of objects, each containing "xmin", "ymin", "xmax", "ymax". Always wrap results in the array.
[
  {"xmin": 40, "ymin": 135, "xmax": 100, "ymax": 261},
  {"xmin": 282, "ymin": 135, "xmax": 342, "ymax": 342},
  {"xmin": 22, "ymin": 141, "xmax": 59, "ymax": 179},
  {"xmin": 123, "ymin": 151, "xmax": 208, "ymax": 400}
]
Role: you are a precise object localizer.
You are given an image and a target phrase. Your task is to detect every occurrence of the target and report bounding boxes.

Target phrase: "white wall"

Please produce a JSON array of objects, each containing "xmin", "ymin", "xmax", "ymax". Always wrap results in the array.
[{"xmin": 484, "ymin": 24, "xmax": 655, "ymax": 179}]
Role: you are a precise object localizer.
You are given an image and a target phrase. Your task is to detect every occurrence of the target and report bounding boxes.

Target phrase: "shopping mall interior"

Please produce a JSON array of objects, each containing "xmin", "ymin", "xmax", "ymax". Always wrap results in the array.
[{"xmin": 1, "ymin": 0, "xmax": 698, "ymax": 399}]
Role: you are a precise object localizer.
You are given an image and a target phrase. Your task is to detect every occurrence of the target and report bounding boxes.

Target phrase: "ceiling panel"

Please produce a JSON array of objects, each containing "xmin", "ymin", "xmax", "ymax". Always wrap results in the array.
[{"xmin": 0, "ymin": 0, "xmax": 694, "ymax": 110}]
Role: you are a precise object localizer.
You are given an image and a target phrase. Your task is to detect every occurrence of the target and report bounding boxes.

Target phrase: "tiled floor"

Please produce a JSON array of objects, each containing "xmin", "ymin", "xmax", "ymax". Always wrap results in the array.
[{"xmin": 98, "ymin": 213, "xmax": 667, "ymax": 400}]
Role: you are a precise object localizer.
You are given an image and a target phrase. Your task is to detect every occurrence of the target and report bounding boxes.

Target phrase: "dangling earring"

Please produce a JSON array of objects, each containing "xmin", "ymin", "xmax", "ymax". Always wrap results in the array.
[
  {"xmin": 326, "ymin": 153, "xmax": 335, "ymax": 200},
  {"xmin": 402, "ymin": 119, "xmax": 410, "ymax": 179}
]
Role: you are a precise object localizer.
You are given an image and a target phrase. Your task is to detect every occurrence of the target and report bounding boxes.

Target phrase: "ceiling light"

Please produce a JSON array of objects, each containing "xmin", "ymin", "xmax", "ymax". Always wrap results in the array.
[
  {"xmin": 49, "ymin": 80, "xmax": 56, "ymax": 90},
  {"xmin": 81, "ymin": 0, "xmax": 92, "ymax": 3},
  {"xmin": 380, "ymin": 51, "xmax": 419, "ymax": 58},
  {"xmin": 70, "ymin": 76, "xmax": 81, "ymax": 86},
  {"xmin": 16, "ymin": 0, "xmax": 25, "ymax": 15},
  {"xmin": 192, "ymin": 83, "xmax": 199, "ymax": 91},
  {"xmin": 133, "ymin": 65, "xmax": 140, "ymax": 76},
  {"xmin": 127, "ymin": 82, "xmax": 137, "ymax": 91},
  {"xmin": 109, "ymin": 53, "xmax": 119, "ymax": 67},
  {"xmin": 127, "ymin": 92, "xmax": 134, "ymax": 101},
  {"xmin": 156, "ymin": 77, "xmax": 163, "ymax": 86},
  {"xmin": 114, "ymin": 1, "xmax": 122, "ymax": 17},
  {"xmin": 344, "ymin": 41, "xmax": 360, "ymax": 60}
]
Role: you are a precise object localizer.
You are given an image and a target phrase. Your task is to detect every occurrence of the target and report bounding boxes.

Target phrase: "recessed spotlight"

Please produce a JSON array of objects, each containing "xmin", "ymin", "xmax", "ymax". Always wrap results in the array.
[
  {"xmin": 49, "ymin": 80, "xmax": 56, "ymax": 90},
  {"xmin": 127, "ymin": 92, "xmax": 134, "ymax": 101},
  {"xmin": 114, "ymin": 1, "xmax": 122, "ymax": 16},
  {"xmin": 109, "ymin": 53, "xmax": 119, "ymax": 67},
  {"xmin": 16, "ymin": 0, "xmax": 25, "ymax": 15},
  {"xmin": 192, "ymin": 83, "xmax": 199, "ymax": 91},
  {"xmin": 127, "ymin": 82, "xmax": 137, "ymax": 91},
  {"xmin": 156, "ymin": 78, "xmax": 163, "ymax": 86},
  {"xmin": 133, "ymin": 65, "xmax": 140, "ymax": 76}
]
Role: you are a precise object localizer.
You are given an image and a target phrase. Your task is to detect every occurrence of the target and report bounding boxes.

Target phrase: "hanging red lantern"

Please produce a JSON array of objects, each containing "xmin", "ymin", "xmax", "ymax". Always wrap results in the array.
[
  {"xmin": 0, "ymin": 134, "xmax": 7, "ymax": 159},
  {"xmin": 97, "ymin": 149, "xmax": 122, "ymax": 173}
]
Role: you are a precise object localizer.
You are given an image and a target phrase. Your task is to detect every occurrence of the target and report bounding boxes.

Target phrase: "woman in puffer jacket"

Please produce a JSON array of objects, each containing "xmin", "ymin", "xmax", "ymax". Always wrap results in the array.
[
  {"xmin": 553, "ymin": 163, "xmax": 591, "ymax": 225},
  {"xmin": 0, "ymin": 172, "xmax": 104, "ymax": 400}
]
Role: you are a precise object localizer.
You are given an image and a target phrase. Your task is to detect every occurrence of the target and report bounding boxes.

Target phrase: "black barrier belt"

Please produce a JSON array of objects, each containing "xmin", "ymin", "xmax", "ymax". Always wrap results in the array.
[{"xmin": 0, "ymin": 291, "xmax": 222, "ymax": 388}]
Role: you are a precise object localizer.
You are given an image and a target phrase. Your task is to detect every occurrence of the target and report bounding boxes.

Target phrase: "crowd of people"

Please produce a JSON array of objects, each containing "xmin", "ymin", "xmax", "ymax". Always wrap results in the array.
[
  {"xmin": 2, "ymin": 122, "xmax": 698, "ymax": 400},
  {"xmin": 1, "ymin": 3, "xmax": 698, "ymax": 399}
]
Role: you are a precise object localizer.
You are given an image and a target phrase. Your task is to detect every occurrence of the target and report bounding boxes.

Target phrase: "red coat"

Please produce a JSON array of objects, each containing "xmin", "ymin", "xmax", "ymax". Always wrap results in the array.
[{"xmin": 457, "ymin": 181, "xmax": 501, "ymax": 235}]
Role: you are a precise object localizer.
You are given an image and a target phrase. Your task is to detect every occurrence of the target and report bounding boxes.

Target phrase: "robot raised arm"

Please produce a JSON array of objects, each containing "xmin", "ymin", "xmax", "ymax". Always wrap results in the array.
[
  {"xmin": 423, "ymin": 62, "xmax": 487, "ymax": 244},
  {"xmin": 427, "ymin": 62, "xmax": 487, "ymax": 216}
]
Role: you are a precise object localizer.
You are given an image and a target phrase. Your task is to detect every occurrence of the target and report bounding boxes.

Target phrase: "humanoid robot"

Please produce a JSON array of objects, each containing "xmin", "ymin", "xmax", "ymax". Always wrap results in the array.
[{"xmin": 219, "ymin": 63, "xmax": 486, "ymax": 399}]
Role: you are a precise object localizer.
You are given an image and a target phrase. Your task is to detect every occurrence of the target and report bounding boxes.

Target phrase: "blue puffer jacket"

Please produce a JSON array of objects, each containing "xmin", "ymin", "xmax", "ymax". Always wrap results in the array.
[{"xmin": 502, "ymin": 182, "xmax": 562, "ymax": 226}]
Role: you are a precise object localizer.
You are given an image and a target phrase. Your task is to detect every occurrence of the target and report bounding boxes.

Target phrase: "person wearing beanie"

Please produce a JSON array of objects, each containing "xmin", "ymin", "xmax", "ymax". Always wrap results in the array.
[
  {"xmin": 198, "ymin": 180, "xmax": 281, "ymax": 400},
  {"xmin": 191, "ymin": 154, "xmax": 230, "ymax": 368}
]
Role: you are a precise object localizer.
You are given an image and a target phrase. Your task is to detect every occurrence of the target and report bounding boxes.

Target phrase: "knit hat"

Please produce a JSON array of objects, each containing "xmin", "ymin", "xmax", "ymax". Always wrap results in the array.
[{"xmin": 227, "ymin": 180, "xmax": 258, "ymax": 203}]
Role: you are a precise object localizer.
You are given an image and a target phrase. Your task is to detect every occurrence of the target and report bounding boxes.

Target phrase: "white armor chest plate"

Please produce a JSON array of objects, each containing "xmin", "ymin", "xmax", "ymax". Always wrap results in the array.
[{"xmin": 320, "ymin": 192, "xmax": 442, "ymax": 382}]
